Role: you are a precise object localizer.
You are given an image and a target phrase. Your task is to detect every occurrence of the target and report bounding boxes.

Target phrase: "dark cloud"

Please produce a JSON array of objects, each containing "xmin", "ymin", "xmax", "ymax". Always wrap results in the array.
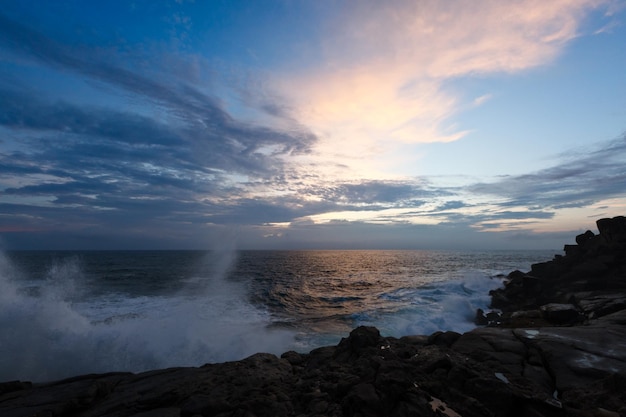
[
  {"xmin": 0, "ymin": 12, "xmax": 319, "ymax": 248},
  {"xmin": 0, "ymin": 12, "xmax": 314, "ymax": 156},
  {"xmin": 468, "ymin": 135, "xmax": 626, "ymax": 211},
  {"xmin": 301, "ymin": 180, "xmax": 445, "ymax": 208},
  {"xmin": 433, "ymin": 200, "xmax": 467, "ymax": 211},
  {"xmin": 236, "ymin": 220, "xmax": 568, "ymax": 251},
  {"xmin": 0, "ymin": 90, "xmax": 180, "ymax": 146},
  {"xmin": 482, "ymin": 211, "xmax": 554, "ymax": 220},
  {"xmin": 0, "ymin": 11, "xmax": 314, "ymax": 161}
]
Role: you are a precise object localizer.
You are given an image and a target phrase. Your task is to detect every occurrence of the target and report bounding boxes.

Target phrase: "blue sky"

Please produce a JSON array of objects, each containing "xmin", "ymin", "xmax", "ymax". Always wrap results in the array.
[{"xmin": 1, "ymin": 0, "xmax": 625, "ymax": 250}]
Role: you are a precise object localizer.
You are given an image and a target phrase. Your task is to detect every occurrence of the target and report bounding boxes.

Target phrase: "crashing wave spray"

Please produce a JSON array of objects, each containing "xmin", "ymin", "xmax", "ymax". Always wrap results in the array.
[{"xmin": 0, "ymin": 250, "xmax": 294, "ymax": 382}]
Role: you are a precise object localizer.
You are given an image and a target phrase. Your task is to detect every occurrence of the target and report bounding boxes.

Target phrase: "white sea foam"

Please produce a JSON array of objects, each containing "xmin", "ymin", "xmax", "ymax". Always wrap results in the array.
[
  {"xmin": 356, "ymin": 271, "xmax": 504, "ymax": 336},
  {"xmin": 0, "ymin": 249, "xmax": 541, "ymax": 383},
  {"xmin": 0, "ymin": 251, "xmax": 294, "ymax": 383}
]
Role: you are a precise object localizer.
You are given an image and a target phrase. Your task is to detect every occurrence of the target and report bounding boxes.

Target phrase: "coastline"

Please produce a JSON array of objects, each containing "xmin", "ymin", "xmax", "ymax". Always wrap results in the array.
[{"xmin": 1, "ymin": 216, "xmax": 625, "ymax": 417}]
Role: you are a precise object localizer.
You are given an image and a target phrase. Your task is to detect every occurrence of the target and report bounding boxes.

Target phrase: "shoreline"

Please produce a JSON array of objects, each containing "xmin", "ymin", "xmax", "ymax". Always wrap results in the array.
[{"xmin": 1, "ymin": 216, "xmax": 625, "ymax": 417}]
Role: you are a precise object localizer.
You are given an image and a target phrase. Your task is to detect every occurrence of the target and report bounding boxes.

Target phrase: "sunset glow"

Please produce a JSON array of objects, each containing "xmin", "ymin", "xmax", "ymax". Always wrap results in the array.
[{"xmin": 0, "ymin": 1, "xmax": 625, "ymax": 249}]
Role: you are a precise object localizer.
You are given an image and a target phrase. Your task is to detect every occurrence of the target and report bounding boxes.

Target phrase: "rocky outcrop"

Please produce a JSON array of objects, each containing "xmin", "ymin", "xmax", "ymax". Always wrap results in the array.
[
  {"xmin": 487, "ymin": 216, "xmax": 626, "ymax": 326},
  {"xmin": 1, "ymin": 217, "xmax": 625, "ymax": 417},
  {"xmin": 2, "ymin": 321, "xmax": 624, "ymax": 417}
]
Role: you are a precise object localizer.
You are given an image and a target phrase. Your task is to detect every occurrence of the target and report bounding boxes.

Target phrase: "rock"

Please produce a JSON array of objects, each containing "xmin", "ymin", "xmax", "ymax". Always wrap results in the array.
[
  {"xmin": 130, "ymin": 408, "xmax": 181, "ymax": 417},
  {"xmin": 0, "ymin": 381, "xmax": 32, "ymax": 396},
  {"xmin": 474, "ymin": 308, "xmax": 488, "ymax": 325},
  {"xmin": 576, "ymin": 230, "xmax": 595, "ymax": 245},
  {"xmin": 488, "ymin": 288, "xmax": 511, "ymax": 309},
  {"xmin": 2, "ymin": 320, "xmax": 625, "ymax": 417},
  {"xmin": 511, "ymin": 310, "xmax": 542, "ymax": 320},
  {"xmin": 572, "ymin": 292, "xmax": 626, "ymax": 319},
  {"xmin": 514, "ymin": 324, "xmax": 626, "ymax": 390},
  {"xmin": 342, "ymin": 383, "xmax": 381, "ymax": 416},
  {"xmin": 281, "ymin": 350, "xmax": 305, "ymax": 366},
  {"xmin": 522, "ymin": 274, "xmax": 542, "ymax": 294},
  {"xmin": 336, "ymin": 326, "xmax": 382, "ymax": 355},
  {"xmin": 506, "ymin": 309, "xmax": 546, "ymax": 327},
  {"xmin": 563, "ymin": 259, "xmax": 610, "ymax": 282},
  {"xmin": 564, "ymin": 244, "xmax": 581, "ymax": 256},
  {"xmin": 490, "ymin": 216, "xmax": 626, "ymax": 316},
  {"xmin": 540, "ymin": 303, "xmax": 581, "ymax": 324},
  {"xmin": 427, "ymin": 331, "xmax": 461, "ymax": 347},
  {"xmin": 596, "ymin": 216, "xmax": 626, "ymax": 243}
]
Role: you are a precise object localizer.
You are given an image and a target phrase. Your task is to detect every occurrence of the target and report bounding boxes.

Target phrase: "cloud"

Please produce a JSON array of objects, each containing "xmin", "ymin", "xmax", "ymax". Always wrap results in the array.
[
  {"xmin": 239, "ymin": 218, "xmax": 570, "ymax": 250},
  {"xmin": 0, "ymin": 13, "xmax": 320, "ymax": 244},
  {"xmin": 306, "ymin": 180, "xmax": 441, "ymax": 206},
  {"xmin": 266, "ymin": 135, "xmax": 626, "ymax": 234},
  {"xmin": 0, "ymin": 4, "xmax": 623, "ymax": 249},
  {"xmin": 0, "ymin": 13, "xmax": 315, "ymax": 159},
  {"xmin": 468, "ymin": 135, "xmax": 626, "ymax": 210},
  {"xmin": 472, "ymin": 94, "xmax": 493, "ymax": 107},
  {"xmin": 271, "ymin": 0, "xmax": 613, "ymax": 178}
]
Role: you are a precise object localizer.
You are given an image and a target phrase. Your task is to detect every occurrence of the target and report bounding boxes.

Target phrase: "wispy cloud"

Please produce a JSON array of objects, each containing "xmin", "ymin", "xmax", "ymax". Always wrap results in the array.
[
  {"xmin": 0, "ymin": 12, "xmax": 318, "ymax": 243},
  {"xmin": 273, "ymin": 135, "xmax": 626, "ymax": 235},
  {"xmin": 272, "ymin": 0, "xmax": 611, "ymax": 178},
  {"xmin": 469, "ymin": 136, "xmax": 626, "ymax": 210},
  {"xmin": 0, "ymin": 3, "xmax": 623, "ymax": 249}
]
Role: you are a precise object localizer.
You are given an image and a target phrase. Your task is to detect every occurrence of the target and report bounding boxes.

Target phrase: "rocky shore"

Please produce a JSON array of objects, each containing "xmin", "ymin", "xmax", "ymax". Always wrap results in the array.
[{"xmin": 2, "ymin": 216, "xmax": 625, "ymax": 417}]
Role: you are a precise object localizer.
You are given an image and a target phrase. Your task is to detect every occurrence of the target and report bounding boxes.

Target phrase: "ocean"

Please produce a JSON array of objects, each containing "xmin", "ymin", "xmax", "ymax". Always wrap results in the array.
[{"xmin": 0, "ymin": 249, "xmax": 555, "ymax": 382}]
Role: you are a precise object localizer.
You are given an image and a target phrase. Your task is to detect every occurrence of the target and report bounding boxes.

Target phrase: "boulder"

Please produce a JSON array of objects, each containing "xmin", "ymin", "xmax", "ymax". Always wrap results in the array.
[
  {"xmin": 427, "ymin": 331, "xmax": 461, "ymax": 347},
  {"xmin": 596, "ymin": 216, "xmax": 626, "ymax": 243},
  {"xmin": 539, "ymin": 303, "xmax": 581, "ymax": 324},
  {"xmin": 564, "ymin": 244, "xmax": 581, "ymax": 256},
  {"xmin": 575, "ymin": 230, "xmax": 595, "ymax": 245}
]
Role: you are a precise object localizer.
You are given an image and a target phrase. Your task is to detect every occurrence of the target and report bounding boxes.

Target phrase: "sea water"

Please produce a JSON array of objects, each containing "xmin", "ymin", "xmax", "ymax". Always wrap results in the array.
[{"xmin": 0, "ymin": 249, "xmax": 555, "ymax": 382}]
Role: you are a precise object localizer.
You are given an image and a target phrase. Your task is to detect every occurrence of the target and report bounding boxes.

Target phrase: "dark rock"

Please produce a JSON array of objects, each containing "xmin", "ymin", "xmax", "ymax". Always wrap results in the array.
[
  {"xmin": 489, "ymin": 287, "xmax": 512, "ymax": 309},
  {"xmin": 490, "ymin": 216, "xmax": 626, "ymax": 316},
  {"xmin": 2, "ymin": 319, "xmax": 625, "ymax": 417},
  {"xmin": 522, "ymin": 274, "xmax": 542, "ymax": 294},
  {"xmin": 539, "ymin": 303, "xmax": 581, "ymax": 324},
  {"xmin": 281, "ymin": 350, "xmax": 305, "ymax": 366},
  {"xmin": 427, "ymin": 331, "xmax": 461, "ymax": 347},
  {"xmin": 342, "ymin": 383, "xmax": 381, "ymax": 416},
  {"xmin": 507, "ymin": 269, "xmax": 527, "ymax": 281},
  {"xmin": 130, "ymin": 408, "xmax": 181, "ymax": 417},
  {"xmin": 398, "ymin": 334, "xmax": 428, "ymax": 346},
  {"xmin": 596, "ymin": 216, "xmax": 626, "ymax": 243},
  {"xmin": 575, "ymin": 292, "xmax": 626, "ymax": 319},
  {"xmin": 575, "ymin": 230, "xmax": 595, "ymax": 245},
  {"xmin": 564, "ymin": 244, "xmax": 581, "ymax": 256},
  {"xmin": 475, "ymin": 308, "xmax": 504, "ymax": 326},
  {"xmin": 336, "ymin": 326, "xmax": 382, "ymax": 354},
  {"xmin": 506, "ymin": 309, "xmax": 547, "ymax": 327},
  {"xmin": 563, "ymin": 259, "xmax": 610, "ymax": 281},
  {"xmin": 0, "ymin": 381, "xmax": 32, "ymax": 396},
  {"xmin": 474, "ymin": 308, "xmax": 488, "ymax": 325}
]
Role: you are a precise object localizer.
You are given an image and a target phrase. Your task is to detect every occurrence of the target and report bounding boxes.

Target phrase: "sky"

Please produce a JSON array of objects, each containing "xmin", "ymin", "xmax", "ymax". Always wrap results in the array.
[{"xmin": 0, "ymin": 0, "xmax": 625, "ymax": 250}]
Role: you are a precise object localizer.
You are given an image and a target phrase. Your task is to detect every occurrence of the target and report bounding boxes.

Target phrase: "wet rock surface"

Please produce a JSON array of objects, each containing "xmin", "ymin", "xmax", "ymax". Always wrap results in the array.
[{"xmin": 2, "ymin": 216, "xmax": 625, "ymax": 417}]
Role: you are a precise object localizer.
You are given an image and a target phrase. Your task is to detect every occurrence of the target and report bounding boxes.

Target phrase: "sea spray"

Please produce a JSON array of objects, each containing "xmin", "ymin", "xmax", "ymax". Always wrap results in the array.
[
  {"xmin": 0, "ymin": 249, "xmax": 552, "ymax": 383},
  {"xmin": 364, "ymin": 271, "xmax": 505, "ymax": 336},
  {"xmin": 0, "ymin": 250, "xmax": 294, "ymax": 382},
  {"xmin": 0, "ymin": 253, "xmax": 92, "ymax": 381}
]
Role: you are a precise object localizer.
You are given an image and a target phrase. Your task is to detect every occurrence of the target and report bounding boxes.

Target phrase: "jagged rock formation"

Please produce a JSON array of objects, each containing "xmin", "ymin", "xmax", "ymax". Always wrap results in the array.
[
  {"xmin": 487, "ymin": 215, "xmax": 626, "ymax": 327},
  {"xmin": 1, "ymin": 217, "xmax": 625, "ymax": 417}
]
